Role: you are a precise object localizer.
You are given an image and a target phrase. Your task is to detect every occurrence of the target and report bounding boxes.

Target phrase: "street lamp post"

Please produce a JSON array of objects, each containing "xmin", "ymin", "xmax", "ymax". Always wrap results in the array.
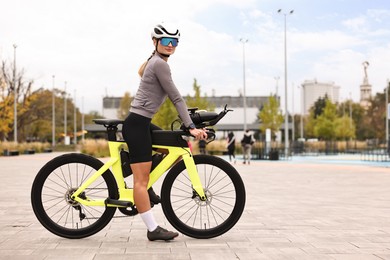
[
  {"xmin": 52, "ymin": 75, "xmax": 56, "ymax": 147},
  {"xmin": 349, "ymin": 92, "xmax": 352, "ymax": 139},
  {"xmin": 64, "ymin": 82, "xmax": 67, "ymax": 144},
  {"xmin": 74, "ymin": 89, "xmax": 77, "ymax": 145},
  {"xmin": 13, "ymin": 44, "xmax": 17, "ymax": 143},
  {"xmin": 300, "ymin": 84, "xmax": 304, "ymax": 139},
  {"xmin": 278, "ymin": 9, "xmax": 294, "ymax": 156},
  {"xmin": 82, "ymin": 96, "xmax": 85, "ymax": 143},
  {"xmin": 386, "ymin": 79, "xmax": 389, "ymax": 152},
  {"xmin": 240, "ymin": 38, "xmax": 248, "ymax": 131},
  {"xmin": 292, "ymin": 82, "xmax": 295, "ymax": 142}
]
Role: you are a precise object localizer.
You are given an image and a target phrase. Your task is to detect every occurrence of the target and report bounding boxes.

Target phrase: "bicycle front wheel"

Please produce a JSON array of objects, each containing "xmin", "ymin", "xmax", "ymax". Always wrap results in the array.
[
  {"xmin": 161, "ymin": 155, "xmax": 246, "ymax": 239},
  {"xmin": 31, "ymin": 153, "xmax": 118, "ymax": 239}
]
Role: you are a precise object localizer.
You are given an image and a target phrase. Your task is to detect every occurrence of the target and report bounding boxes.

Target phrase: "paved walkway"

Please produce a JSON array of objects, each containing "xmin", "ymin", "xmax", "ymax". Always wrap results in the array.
[{"xmin": 0, "ymin": 152, "xmax": 390, "ymax": 259}]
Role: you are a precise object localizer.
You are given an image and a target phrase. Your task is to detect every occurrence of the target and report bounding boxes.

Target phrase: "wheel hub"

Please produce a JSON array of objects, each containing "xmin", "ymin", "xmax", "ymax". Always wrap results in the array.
[
  {"xmin": 65, "ymin": 188, "xmax": 85, "ymax": 206},
  {"xmin": 193, "ymin": 188, "xmax": 212, "ymax": 206}
]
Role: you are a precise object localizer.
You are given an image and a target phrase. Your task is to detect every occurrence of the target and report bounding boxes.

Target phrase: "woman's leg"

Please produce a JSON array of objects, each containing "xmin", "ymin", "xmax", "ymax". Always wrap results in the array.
[
  {"xmin": 131, "ymin": 161, "xmax": 160, "ymax": 233},
  {"xmin": 131, "ymin": 162, "xmax": 152, "ymax": 213},
  {"xmin": 247, "ymin": 145, "xmax": 252, "ymax": 164},
  {"xmin": 122, "ymin": 113, "xmax": 178, "ymax": 241}
]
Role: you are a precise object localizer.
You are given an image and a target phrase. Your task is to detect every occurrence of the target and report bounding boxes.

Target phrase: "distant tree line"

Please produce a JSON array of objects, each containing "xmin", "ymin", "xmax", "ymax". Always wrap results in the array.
[
  {"xmin": 259, "ymin": 91, "xmax": 389, "ymax": 143},
  {"xmin": 0, "ymin": 61, "xmax": 101, "ymax": 142}
]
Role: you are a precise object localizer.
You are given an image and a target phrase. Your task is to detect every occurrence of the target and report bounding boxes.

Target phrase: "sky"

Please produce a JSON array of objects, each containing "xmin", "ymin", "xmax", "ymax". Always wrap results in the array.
[{"xmin": 1, "ymin": 0, "xmax": 390, "ymax": 114}]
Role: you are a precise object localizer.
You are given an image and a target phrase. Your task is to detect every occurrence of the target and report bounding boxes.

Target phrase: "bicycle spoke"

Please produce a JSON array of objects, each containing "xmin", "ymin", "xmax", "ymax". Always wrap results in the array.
[
  {"xmin": 80, "ymin": 165, "xmax": 95, "ymax": 185},
  {"xmin": 42, "ymin": 185, "xmax": 66, "ymax": 196},
  {"xmin": 208, "ymin": 172, "xmax": 228, "ymax": 190},
  {"xmin": 52, "ymin": 170, "xmax": 70, "ymax": 189},
  {"xmin": 175, "ymin": 176, "xmax": 192, "ymax": 189},
  {"xmin": 67, "ymin": 163, "xmax": 73, "ymax": 188},
  {"xmin": 42, "ymin": 195, "xmax": 63, "ymax": 204},
  {"xmin": 212, "ymin": 182, "xmax": 233, "ymax": 195},
  {"xmin": 192, "ymin": 204, "xmax": 200, "ymax": 227},
  {"xmin": 208, "ymin": 203, "xmax": 220, "ymax": 226},
  {"xmin": 171, "ymin": 196, "xmax": 192, "ymax": 204},
  {"xmin": 50, "ymin": 202, "xmax": 71, "ymax": 222},
  {"xmin": 171, "ymin": 186, "xmax": 192, "ymax": 196}
]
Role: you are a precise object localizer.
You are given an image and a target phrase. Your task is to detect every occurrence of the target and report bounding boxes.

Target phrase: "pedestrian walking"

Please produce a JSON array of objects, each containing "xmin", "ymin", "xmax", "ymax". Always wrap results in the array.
[
  {"xmin": 198, "ymin": 139, "xmax": 206, "ymax": 154},
  {"xmin": 241, "ymin": 130, "xmax": 255, "ymax": 165},
  {"xmin": 226, "ymin": 131, "xmax": 236, "ymax": 164}
]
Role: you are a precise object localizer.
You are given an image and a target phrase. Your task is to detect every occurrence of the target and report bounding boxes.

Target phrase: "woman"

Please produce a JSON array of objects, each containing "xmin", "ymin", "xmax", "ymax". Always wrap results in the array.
[
  {"xmin": 122, "ymin": 23, "xmax": 207, "ymax": 241},
  {"xmin": 226, "ymin": 131, "xmax": 236, "ymax": 164}
]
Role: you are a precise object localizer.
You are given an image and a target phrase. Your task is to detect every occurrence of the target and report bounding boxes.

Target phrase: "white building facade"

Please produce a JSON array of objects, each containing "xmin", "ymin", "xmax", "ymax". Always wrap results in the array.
[{"xmin": 301, "ymin": 79, "xmax": 340, "ymax": 115}]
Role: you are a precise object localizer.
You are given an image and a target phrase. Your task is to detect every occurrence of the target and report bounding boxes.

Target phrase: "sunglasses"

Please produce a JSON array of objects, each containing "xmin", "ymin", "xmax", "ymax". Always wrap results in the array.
[{"xmin": 160, "ymin": 37, "xmax": 179, "ymax": 47}]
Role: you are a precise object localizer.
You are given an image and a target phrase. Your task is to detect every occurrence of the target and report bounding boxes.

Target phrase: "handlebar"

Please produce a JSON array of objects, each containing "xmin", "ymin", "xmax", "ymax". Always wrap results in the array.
[
  {"xmin": 175, "ymin": 105, "xmax": 232, "ymax": 143},
  {"xmin": 179, "ymin": 104, "xmax": 233, "ymax": 130}
]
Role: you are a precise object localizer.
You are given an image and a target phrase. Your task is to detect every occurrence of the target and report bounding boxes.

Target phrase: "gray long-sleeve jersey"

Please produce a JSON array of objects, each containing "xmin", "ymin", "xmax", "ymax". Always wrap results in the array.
[{"xmin": 130, "ymin": 52, "xmax": 193, "ymax": 127}]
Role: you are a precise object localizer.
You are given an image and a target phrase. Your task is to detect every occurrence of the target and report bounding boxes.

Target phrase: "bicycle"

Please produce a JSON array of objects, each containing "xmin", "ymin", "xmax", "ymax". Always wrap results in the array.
[{"xmin": 31, "ymin": 105, "xmax": 246, "ymax": 239}]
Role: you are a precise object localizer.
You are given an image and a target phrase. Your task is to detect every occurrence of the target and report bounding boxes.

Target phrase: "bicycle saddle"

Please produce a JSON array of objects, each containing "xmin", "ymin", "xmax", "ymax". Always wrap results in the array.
[{"xmin": 93, "ymin": 119, "xmax": 124, "ymax": 127}]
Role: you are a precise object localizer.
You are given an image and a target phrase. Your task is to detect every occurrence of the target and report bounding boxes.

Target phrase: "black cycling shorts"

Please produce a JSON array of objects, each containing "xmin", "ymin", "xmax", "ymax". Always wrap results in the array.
[{"xmin": 122, "ymin": 112, "xmax": 161, "ymax": 164}]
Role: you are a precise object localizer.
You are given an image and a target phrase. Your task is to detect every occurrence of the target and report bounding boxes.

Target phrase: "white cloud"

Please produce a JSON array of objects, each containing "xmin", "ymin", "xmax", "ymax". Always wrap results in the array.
[{"xmin": 342, "ymin": 16, "xmax": 367, "ymax": 31}]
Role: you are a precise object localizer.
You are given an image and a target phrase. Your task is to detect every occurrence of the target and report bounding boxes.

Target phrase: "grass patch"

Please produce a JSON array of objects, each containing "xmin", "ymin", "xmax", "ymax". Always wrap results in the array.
[
  {"xmin": 0, "ymin": 141, "xmax": 51, "ymax": 155},
  {"xmin": 80, "ymin": 139, "xmax": 110, "ymax": 157}
]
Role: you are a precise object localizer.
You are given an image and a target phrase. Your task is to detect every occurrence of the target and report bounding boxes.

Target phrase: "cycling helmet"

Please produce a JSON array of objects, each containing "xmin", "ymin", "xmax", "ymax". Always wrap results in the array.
[{"xmin": 151, "ymin": 23, "xmax": 180, "ymax": 40}]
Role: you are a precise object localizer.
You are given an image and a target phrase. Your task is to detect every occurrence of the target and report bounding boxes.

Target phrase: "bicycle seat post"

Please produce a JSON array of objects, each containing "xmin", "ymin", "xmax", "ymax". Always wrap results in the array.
[
  {"xmin": 106, "ymin": 125, "xmax": 118, "ymax": 142},
  {"xmin": 93, "ymin": 119, "xmax": 124, "ymax": 142}
]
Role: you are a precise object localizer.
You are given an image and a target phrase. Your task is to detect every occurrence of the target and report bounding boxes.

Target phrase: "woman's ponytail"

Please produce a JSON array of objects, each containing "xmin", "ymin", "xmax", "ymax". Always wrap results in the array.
[{"xmin": 138, "ymin": 51, "xmax": 156, "ymax": 77}]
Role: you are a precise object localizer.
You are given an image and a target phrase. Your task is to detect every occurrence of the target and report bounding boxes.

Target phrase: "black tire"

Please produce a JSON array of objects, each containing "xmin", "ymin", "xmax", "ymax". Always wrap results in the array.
[
  {"xmin": 161, "ymin": 155, "xmax": 246, "ymax": 239},
  {"xmin": 31, "ymin": 153, "xmax": 118, "ymax": 239}
]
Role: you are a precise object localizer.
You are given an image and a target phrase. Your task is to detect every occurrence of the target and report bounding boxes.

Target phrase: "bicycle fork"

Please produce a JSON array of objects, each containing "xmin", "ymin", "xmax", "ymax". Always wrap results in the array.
[{"xmin": 181, "ymin": 154, "xmax": 207, "ymax": 201}]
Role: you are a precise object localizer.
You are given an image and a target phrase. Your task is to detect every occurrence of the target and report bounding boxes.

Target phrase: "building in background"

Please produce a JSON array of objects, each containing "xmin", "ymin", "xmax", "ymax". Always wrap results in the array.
[
  {"xmin": 102, "ymin": 97, "xmax": 122, "ymax": 119},
  {"xmin": 301, "ymin": 79, "xmax": 340, "ymax": 115}
]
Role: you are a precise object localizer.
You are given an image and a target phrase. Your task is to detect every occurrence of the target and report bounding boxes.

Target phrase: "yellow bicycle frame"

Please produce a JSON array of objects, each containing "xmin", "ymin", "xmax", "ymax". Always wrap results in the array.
[{"xmin": 71, "ymin": 140, "xmax": 206, "ymax": 207}]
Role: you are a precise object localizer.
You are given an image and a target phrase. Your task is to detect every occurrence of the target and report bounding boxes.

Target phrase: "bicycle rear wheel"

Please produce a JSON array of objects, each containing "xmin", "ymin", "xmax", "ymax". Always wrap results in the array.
[
  {"xmin": 31, "ymin": 153, "xmax": 118, "ymax": 239},
  {"xmin": 161, "ymin": 155, "xmax": 245, "ymax": 239}
]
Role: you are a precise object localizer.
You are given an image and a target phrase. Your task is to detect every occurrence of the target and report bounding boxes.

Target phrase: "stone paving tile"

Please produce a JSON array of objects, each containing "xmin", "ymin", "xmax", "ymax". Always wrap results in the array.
[{"xmin": 1, "ymin": 152, "xmax": 390, "ymax": 259}]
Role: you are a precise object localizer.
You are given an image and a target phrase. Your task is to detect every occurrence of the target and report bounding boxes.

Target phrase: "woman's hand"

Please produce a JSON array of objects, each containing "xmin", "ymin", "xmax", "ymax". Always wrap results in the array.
[{"xmin": 189, "ymin": 128, "xmax": 208, "ymax": 140}]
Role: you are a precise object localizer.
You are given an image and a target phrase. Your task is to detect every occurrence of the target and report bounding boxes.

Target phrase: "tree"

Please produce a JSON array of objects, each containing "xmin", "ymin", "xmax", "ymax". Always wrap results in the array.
[
  {"xmin": 312, "ymin": 95, "xmax": 328, "ymax": 118},
  {"xmin": 21, "ymin": 88, "xmax": 53, "ymax": 141},
  {"xmin": 185, "ymin": 78, "xmax": 215, "ymax": 111},
  {"xmin": 152, "ymin": 98, "xmax": 177, "ymax": 130},
  {"xmin": 258, "ymin": 95, "xmax": 283, "ymax": 139},
  {"xmin": 0, "ymin": 60, "xmax": 34, "ymax": 141},
  {"xmin": 0, "ymin": 76, "xmax": 13, "ymax": 140},
  {"xmin": 334, "ymin": 115, "xmax": 356, "ymax": 140},
  {"xmin": 364, "ymin": 92, "xmax": 387, "ymax": 140},
  {"xmin": 313, "ymin": 99, "xmax": 337, "ymax": 140},
  {"xmin": 351, "ymin": 102, "xmax": 368, "ymax": 140},
  {"xmin": 336, "ymin": 99, "xmax": 360, "ymax": 140},
  {"xmin": 152, "ymin": 78, "xmax": 215, "ymax": 129},
  {"xmin": 117, "ymin": 92, "xmax": 131, "ymax": 120},
  {"xmin": 84, "ymin": 110, "xmax": 104, "ymax": 124},
  {"xmin": 305, "ymin": 95, "xmax": 330, "ymax": 139}
]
